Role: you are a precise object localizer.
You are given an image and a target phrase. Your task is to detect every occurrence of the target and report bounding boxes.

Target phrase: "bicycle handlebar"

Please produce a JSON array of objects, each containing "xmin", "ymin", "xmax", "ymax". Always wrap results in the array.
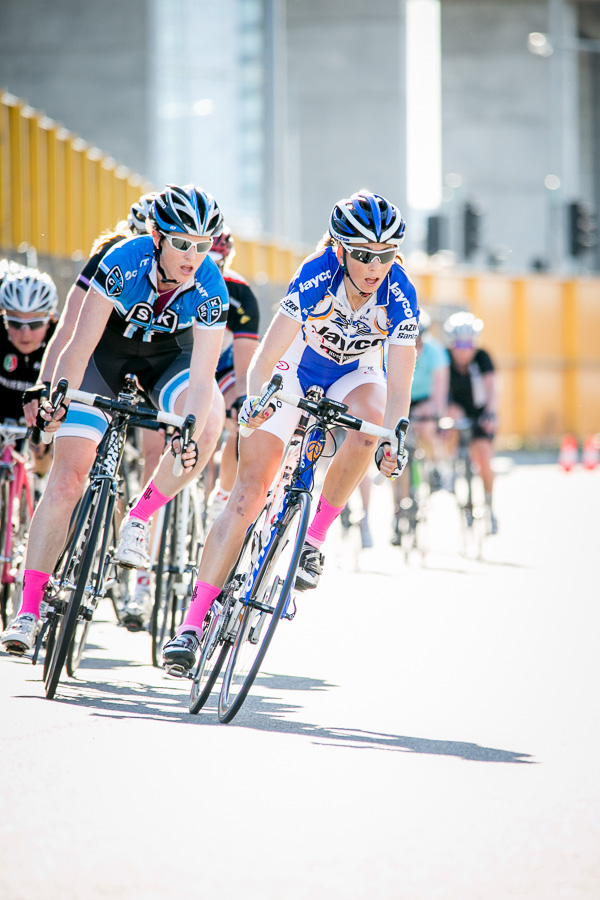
[
  {"xmin": 65, "ymin": 388, "xmax": 186, "ymax": 429},
  {"xmin": 0, "ymin": 424, "xmax": 30, "ymax": 441},
  {"xmin": 32, "ymin": 380, "xmax": 189, "ymax": 475},
  {"xmin": 241, "ymin": 375, "xmax": 404, "ymax": 449}
]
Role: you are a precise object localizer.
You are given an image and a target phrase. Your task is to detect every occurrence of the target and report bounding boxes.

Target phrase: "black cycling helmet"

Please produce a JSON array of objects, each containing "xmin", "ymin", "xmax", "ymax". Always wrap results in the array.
[
  {"xmin": 329, "ymin": 191, "xmax": 406, "ymax": 246},
  {"xmin": 150, "ymin": 184, "xmax": 223, "ymax": 237}
]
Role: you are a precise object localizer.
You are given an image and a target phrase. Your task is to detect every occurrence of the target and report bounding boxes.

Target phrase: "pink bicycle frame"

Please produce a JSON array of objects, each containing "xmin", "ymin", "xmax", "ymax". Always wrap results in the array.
[{"xmin": 1, "ymin": 444, "xmax": 33, "ymax": 585}]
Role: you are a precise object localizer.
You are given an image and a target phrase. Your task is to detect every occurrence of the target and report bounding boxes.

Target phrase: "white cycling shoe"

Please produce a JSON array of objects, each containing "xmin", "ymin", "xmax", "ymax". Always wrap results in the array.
[
  {"xmin": 114, "ymin": 516, "xmax": 150, "ymax": 569},
  {"xmin": 1, "ymin": 613, "xmax": 39, "ymax": 655}
]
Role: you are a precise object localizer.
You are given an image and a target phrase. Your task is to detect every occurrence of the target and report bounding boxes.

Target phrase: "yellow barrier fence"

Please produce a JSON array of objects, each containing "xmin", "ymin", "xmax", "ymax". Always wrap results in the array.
[{"xmin": 1, "ymin": 91, "xmax": 598, "ymax": 444}]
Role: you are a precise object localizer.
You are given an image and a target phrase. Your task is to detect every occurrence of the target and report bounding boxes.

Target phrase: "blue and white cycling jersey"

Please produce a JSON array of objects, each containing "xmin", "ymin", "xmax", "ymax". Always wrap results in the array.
[
  {"xmin": 91, "ymin": 235, "xmax": 229, "ymax": 342},
  {"xmin": 279, "ymin": 245, "xmax": 419, "ymax": 384}
]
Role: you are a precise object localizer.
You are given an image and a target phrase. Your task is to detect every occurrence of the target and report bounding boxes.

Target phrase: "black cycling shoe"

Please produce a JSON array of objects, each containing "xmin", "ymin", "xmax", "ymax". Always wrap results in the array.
[
  {"xmin": 162, "ymin": 631, "xmax": 200, "ymax": 675},
  {"xmin": 294, "ymin": 542, "xmax": 325, "ymax": 592}
]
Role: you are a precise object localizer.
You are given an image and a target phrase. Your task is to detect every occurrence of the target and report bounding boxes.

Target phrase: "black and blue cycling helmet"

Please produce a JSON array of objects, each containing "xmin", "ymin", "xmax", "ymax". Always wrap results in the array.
[
  {"xmin": 150, "ymin": 184, "xmax": 223, "ymax": 237},
  {"xmin": 329, "ymin": 191, "xmax": 406, "ymax": 245}
]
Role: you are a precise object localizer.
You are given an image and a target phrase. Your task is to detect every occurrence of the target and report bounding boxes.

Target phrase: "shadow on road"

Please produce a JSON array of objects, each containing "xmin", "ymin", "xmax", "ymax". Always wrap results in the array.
[{"xmin": 20, "ymin": 666, "xmax": 535, "ymax": 765}]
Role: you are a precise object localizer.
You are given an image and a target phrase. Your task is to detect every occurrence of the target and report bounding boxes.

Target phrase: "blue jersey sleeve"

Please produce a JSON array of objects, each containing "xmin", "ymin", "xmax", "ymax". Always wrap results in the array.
[
  {"xmin": 279, "ymin": 248, "xmax": 339, "ymax": 323},
  {"xmin": 91, "ymin": 235, "xmax": 154, "ymax": 302},
  {"xmin": 386, "ymin": 264, "xmax": 419, "ymax": 346}
]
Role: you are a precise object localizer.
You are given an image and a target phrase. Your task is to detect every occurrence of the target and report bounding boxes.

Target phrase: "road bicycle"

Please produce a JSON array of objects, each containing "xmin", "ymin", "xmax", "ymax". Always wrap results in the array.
[
  {"xmin": 439, "ymin": 415, "xmax": 491, "ymax": 558},
  {"xmin": 34, "ymin": 377, "xmax": 192, "ymax": 700},
  {"xmin": 150, "ymin": 474, "xmax": 206, "ymax": 667},
  {"xmin": 182, "ymin": 374, "xmax": 408, "ymax": 724},
  {"xmin": 0, "ymin": 424, "xmax": 34, "ymax": 630},
  {"xmin": 390, "ymin": 414, "xmax": 443, "ymax": 562}
]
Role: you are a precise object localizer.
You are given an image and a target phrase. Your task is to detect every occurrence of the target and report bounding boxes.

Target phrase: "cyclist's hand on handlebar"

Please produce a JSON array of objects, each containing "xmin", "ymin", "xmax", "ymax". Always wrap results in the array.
[
  {"xmin": 22, "ymin": 381, "xmax": 50, "ymax": 427},
  {"xmin": 38, "ymin": 395, "xmax": 69, "ymax": 434},
  {"xmin": 478, "ymin": 410, "xmax": 497, "ymax": 435},
  {"xmin": 238, "ymin": 395, "xmax": 275, "ymax": 431},
  {"xmin": 375, "ymin": 441, "xmax": 408, "ymax": 480},
  {"xmin": 170, "ymin": 435, "xmax": 198, "ymax": 470}
]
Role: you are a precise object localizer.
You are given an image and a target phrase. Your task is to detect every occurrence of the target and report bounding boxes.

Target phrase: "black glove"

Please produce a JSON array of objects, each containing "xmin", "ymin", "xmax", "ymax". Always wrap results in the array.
[{"xmin": 23, "ymin": 381, "xmax": 51, "ymax": 407}]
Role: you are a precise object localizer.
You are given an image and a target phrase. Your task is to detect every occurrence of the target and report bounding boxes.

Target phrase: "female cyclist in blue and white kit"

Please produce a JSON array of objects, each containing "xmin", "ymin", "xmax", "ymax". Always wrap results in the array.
[
  {"xmin": 163, "ymin": 190, "xmax": 419, "ymax": 673},
  {"xmin": 1, "ymin": 184, "xmax": 229, "ymax": 655}
]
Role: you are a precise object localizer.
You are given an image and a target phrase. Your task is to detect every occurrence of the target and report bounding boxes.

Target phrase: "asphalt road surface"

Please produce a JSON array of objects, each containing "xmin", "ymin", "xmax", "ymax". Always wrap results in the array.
[{"xmin": 1, "ymin": 456, "xmax": 598, "ymax": 900}]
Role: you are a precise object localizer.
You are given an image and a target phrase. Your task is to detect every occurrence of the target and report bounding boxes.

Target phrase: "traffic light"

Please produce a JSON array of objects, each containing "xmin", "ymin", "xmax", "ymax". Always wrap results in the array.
[
  {"xmin": 568, "ymin": 201, "xmax": 597, "ymax": 257},
  {"xmin": 426, "ymin": 215, "xmax": 448, "ymax": 255},
  {"xmin": 463, "ymin": 202, "xmax": 483, "ymax": 259}
]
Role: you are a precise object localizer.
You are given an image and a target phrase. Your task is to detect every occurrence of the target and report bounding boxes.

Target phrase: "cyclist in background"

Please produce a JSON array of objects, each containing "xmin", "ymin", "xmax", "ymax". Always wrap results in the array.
[
  {"xmin": 443, "ymin": 311, "xmax": 498, "ymax": 534},
  {"xmin": 1, "ymin": 184, "xmax": 228, "ymax": 655},
  {"xmin": 162, "ymin": 190, "xmax": 418, "ymax": 674},
  {"xmin": 0, "ymin": 268, "xmax": 59, "ymax": 486},
  {"xmin": 206, "ymin": 227, "xmax": 261, "ymax": 524},
  {"xmin": 389, "ymin": 307, "xmax": 449, "ymax": 542}
]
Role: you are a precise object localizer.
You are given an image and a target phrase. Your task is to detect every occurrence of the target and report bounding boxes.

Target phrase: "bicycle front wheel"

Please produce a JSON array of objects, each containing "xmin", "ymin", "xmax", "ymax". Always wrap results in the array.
[
  {"xmin": 66, "ymin": 490, "xmax": 117, "ymax": 676},
  {"xmin": 218, "ymin": 491, "xmax": 310, "ymax": 724},
  {"xmin": 45, "ymin": 480, "xmax": 110, "ymax": 700}
]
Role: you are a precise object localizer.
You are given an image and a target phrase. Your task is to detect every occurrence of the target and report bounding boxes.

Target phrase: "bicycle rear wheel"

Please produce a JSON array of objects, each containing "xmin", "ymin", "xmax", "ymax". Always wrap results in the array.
[
  {"xmin": 45, "ymin": 480, "xmax": 110, "ymax": 699},
  {"xmin": 218, "ymin": 492, "xmax": 310, "ymax": 724},
  {"xmin": 188, "ymin": 511, "xmax": 259, "ymax": 715},
  {"xmin": 151, "ymin": 486, "xmax": 203, "ymax": 667}
]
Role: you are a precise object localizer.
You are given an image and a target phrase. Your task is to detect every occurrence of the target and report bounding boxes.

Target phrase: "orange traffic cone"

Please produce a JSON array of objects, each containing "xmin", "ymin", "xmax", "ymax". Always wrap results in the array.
[
  {"xmin": 558, "ymin": 434, "xmax": 578, "ymax": 471},
  {"xmin": 582, "ymin": 435, "xmax": 599, "ymax": 471}
]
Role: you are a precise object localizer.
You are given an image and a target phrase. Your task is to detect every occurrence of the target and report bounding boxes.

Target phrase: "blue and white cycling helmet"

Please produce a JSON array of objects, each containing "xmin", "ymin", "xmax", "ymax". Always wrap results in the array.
[
  {"xmin": 0, "ymin": 269, "xmax": 58, "ymax": 316},
  {"xmin": 150, "ymin": 184, "xmax": 223, "ymax": 237},
  {"xmin": 127, "ymin": 191, "xmax": 158, "ymax": 235},
  {"xmin": 329, "ymin": 191, "xmax": 406, "ymax": 245}
]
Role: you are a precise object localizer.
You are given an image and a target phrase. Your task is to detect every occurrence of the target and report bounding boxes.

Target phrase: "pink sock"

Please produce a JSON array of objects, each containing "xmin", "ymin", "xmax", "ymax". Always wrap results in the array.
[
  {"xmin": 129, "ymin": 480, "xmax": 172, "ymax": 523},
  {"xmin": 178, "ymin": 580, "xmax": 221, "ymax": 635},
  {"xmin": 306, "ymin": 494, "xmax": 344, "ymax": 549},
  {"xmin": 19, "ymin": 569, "xmax": 51, "ymax": 619}
]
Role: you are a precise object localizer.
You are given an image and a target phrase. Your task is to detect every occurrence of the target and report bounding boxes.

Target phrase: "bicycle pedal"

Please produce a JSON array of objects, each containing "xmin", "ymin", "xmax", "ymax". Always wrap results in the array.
[
  {"xmin": 164, "ymin": 664, "xmax": 190, "ymax": 679},
  {"xmin": 3, "ymin": 642, "xmax": 27, "ymax": 657}
]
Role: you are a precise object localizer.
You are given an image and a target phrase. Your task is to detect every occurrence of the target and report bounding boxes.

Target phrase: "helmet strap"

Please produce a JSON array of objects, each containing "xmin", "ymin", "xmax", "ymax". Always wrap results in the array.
[
  {"xmin": 154, "ymin": 235, "xmax": 178, "ymax": 285},
  {"xmin": 341, "ymin": 248, "xmax": 372, "ymax": 300}
]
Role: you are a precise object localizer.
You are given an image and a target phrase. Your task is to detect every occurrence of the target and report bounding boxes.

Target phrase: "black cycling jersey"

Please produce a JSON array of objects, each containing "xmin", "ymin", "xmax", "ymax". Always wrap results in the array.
[
  {"xmin": 0, "ymin": 319, "xmax": 57, "ymax": 423},
  {"xmin": 449, "ymin": 347, "xmax": 495, "ymax": 438},
  {"xmin": 224, "ymin": 269, "xmax": 260, "ymax": 339}
]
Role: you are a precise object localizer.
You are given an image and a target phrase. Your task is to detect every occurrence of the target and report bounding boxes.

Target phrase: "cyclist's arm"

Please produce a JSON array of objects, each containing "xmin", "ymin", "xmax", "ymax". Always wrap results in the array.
[
  {"xmin": 247, "ymin": 312, "xmax": 300, "ymax": 396},
  {"xmin": 39, "ymin": 284, "xmax": 86, "ymax": 383},
  {"xmin": 431, "ymin": 362, "xmax": 450, "ymax": 418},
  {"xmin": 232, "ymin": 335, "xmax": 259, "ymax": 401},
  {"xmin": 183, "ymin": 326, "xmax": 226, "ymax": 438},
  {"xmin": 383, "ymin": 343, "xmax": 416, "ymax": 430},
  {"xmin": 51, "ymin": 287, "xmax": 114, "ymax": 391},
  {"xmin": 482, "ymin": 370, "xmax": 497, "ymax": 414}
]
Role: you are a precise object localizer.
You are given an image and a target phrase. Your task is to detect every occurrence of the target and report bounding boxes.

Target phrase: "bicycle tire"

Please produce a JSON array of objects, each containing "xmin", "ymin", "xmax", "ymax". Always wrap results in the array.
[
  {"xmin": 188, "ymin": 511, "xmax": 259, "ymax": 714},
  {"xmin": 151, "ymin": 496, "xmax": 179, "ymax": 667},
  {"xmin": 218, "ymin": 491, "xmax": 310, "ymax": 724},
  {"xmin": 151, "ymin": 486, "xmax": 203, "ymax": 667},
  {"xmin": 66, "ymin": 490, "xmax": 117, "ymax": 676},
  {"xmin": 45, "ymin": 479, "xmax": 110, "ymax": 699}
]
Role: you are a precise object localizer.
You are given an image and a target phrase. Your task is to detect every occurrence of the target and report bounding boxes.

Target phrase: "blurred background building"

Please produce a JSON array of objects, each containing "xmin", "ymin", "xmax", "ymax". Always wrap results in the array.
[{"xmin": 2, "ymin": 0, "xmax": 599, "ymax": 273}]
